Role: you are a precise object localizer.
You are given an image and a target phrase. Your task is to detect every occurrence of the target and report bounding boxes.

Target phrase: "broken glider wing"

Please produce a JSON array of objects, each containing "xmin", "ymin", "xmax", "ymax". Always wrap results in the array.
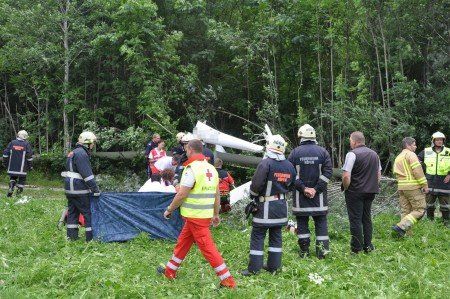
[{"xmin": 193, "ymin": 121, "xmax": 264, "ymax": 153}]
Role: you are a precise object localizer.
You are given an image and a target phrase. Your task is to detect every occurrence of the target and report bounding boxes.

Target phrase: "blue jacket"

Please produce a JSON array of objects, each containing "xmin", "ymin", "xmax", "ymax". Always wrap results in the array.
[
  {"xmin": 3, "ymin": 138, "xmax": 33, "ymax": 177},
  {"xmin": 288, "ymin": 140, "xmax": 332, "ymax": 216},
  {"xmin": 250, "ymin": 157, "xmax": 296, "ymax": 227},
  {"xmin": 64, "ymin": 144, "xmax": 99, "ymax": 196}
]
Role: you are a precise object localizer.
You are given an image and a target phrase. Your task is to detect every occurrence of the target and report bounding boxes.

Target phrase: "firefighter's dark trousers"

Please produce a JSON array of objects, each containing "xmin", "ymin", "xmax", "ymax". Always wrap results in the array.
[
  {"xmin": 248, "ymin": 226, "xmax": 282, "ymax": 273},
  {"xmin": 296, "ymin": 215, "xmax": 329, "ymax": 258},
  {"xmin": 8, "ymin": 175, "xmax": 26, "ymax": 195},
  {"xmin": 66, "ymin": 195, "xmax": 92, "ymax": 241},
  {"xmin": 426, "ymin": 193, "xmax": 450, "ymax": 221}
]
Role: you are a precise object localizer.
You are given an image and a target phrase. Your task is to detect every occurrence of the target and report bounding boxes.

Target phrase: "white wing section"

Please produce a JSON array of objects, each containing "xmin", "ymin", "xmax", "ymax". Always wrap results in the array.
[
  {"xmin": 230, "ymin": 181, "xmax": 252, "ymax": 205},
  {"xmin": 193, "ymin": 121, "xmax": 264, "ymax": 153}
]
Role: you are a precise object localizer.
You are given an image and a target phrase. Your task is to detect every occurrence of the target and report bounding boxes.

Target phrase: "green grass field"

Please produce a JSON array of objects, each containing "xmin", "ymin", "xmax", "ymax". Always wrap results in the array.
[{"xmin": 0, "ymin": 186, "xmax": 449, "ymax": 298}]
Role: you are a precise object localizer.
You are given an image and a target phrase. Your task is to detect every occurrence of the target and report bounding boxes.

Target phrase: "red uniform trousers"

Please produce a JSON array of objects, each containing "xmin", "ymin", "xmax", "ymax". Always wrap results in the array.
[{"xmin": 165, "ymin": 218, "xmax": 231, "ymax": 281}]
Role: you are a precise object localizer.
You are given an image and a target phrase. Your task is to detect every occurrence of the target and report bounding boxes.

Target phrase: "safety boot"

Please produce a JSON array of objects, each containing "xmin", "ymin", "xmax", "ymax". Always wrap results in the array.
[
  {"xmin": 426, "ymin": 208, "xmax": 435, "ymax": 220},
  {"xmin": 16, "ymin": 187, "xmax": 23, "ymax": 195},
  {"xmin": 219, "ymin": 276, "xmax": 236, "ymax": 289},
  {"xmin": 240, "ymin": 269, "xmax": 257, "ymax": 276},
  {"xmin": 442, "ymin": 211, "xmax": 449, "ymax": 228},
  {"xmin": 157, "ymin": 264, "xmax": 176, "ymax": 280},
  {"xmin": 7, "ymin": 180, "xmax": 15, "ymax": 197},
  {"xmin": 391, "ymin": 225, "xmax": 406, "ymax": 238}
]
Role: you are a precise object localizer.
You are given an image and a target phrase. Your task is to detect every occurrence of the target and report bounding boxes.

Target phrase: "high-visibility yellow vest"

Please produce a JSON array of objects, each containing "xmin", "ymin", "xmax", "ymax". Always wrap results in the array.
[
  {"xmin": 423, "ymin": 147, "xmax": 450, "ymax": 176},
  {"xmin": 180, "ymin": 160, "xmax": 218, "ymax": 218}
]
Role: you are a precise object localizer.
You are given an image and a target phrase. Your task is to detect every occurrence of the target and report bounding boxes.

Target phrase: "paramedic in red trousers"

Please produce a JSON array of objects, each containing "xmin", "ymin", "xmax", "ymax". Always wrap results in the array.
[
  {"xmin": 158, "ymin": 139, "xmax": 236, "ymax": 289},
  {"xmin": 342, "ymin": 131, "xmax": 381, "ymax": 254},
  {"xmin": 214, "ymin": 157, "xmax": 236, "ymax": 213},
  {"xmin": 3, "ymin": 130, "xmax": 33, "ymax": 197},
  {"xmin": 241, "ymin": 135, "xmax": 296, "ymax": 276},
  {"xmin": 288, "ymin": 124, "xmax": 333, "ymax": 259},
  {"xmin": 62, "ymin": 132, "xmax": 100, "ymax": 242}
]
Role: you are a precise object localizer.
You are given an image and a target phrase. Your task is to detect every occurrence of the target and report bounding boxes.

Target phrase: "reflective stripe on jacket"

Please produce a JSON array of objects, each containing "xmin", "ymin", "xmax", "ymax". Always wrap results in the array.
[
  {"xmin": 393, "ymin": 149, "xmax": 427, "ymax": 190},
  {"xmin": 3, "ymin": 139, "xmax": 33, "ymax": 176},
  {"xmin": 64, "ymin": 144, "xmax": 99, "ymax": 196},
  {"xmin": 419, "ymin": 146, "xmax": 450, "ymax": 194}
]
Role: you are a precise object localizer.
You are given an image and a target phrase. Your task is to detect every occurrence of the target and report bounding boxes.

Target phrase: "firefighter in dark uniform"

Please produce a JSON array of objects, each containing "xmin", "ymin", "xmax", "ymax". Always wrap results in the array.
[
  {"xmin": 3, "ymin": 130, "xmax": 33, "ymax": 197},
  {"xmin": 288, "ymin": 124, "xmax": 333, "ymax": 259},
  {"xmin": 172, "ymin": 132, "xmax": 186, "ymax": 156},
  {"xmin": 174, "ymin": 133, "xmax": 194, "ymax": 185},
  {"xmin": 241, "ymin": 135, "xmax": 296, "ymax": 275},
  {"xmin": 62, "ymin": 131, "xmax": 100, "ymax": 241}
]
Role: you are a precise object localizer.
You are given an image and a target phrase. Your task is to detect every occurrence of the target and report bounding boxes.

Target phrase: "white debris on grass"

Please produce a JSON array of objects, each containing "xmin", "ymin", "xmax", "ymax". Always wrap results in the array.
[
  {"xmin": 15, "ymin": 196, "xmax": 31, "ymax": 205},
  {"xmin": 308, "ymin": 273, "xmax": 325, "ymax": 285}
]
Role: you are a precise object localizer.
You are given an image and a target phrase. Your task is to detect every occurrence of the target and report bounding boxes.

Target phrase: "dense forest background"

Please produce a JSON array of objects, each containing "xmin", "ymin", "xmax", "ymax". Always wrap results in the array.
[{"xmin": 0, "ymin": 0, "xmax": 448, "ymax": 171}]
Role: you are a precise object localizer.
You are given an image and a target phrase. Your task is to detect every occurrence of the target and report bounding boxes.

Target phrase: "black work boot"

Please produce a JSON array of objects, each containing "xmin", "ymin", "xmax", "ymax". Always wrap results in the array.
[
  {"xmin": 391, "ymin": 225, "xmax": 406, "ymax": 238},
  {"xmin": 16, "ymin": 187, "xmax": 23, "ymax": 195},
  {"xmin": 441, "ymin": 211, "xmax": 449, "ymax": 228},
  {"xmin": 426, "ymin": 208, "xmax": 435, "ymax": 220},
  {"xmin": 7, "ymin": 180, "xmax": 15, "ymax": 197}
]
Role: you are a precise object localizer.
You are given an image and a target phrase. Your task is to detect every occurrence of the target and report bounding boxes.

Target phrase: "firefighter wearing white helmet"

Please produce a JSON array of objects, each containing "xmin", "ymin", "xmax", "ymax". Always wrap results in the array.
[
  {"xmin": 176, "ymin": 132, "xmax": 186, "ymax": 143},
  {"xmin": 62, "ymin": 131, "xmax": 100, "ymax": 241},
  {"xmin": 289, "ymin": 124, "xmax": 333, "ymax": 258},
  {"xmin": 298, "ymin": 124, "xmax": 316, "ymax": 140},
  {"xmin": 241, "ymin": 134, "xmax": 296, "ymax": 276},
  {"xmin": 3, "ymin": 130, "xmax": 34, "ymax": 197},
  {"xmin": 172, "ymin": 132, "xmax": 187, "ymax": 163},
  {"xmin": 418, "ymin": 131, "xmax": 450, "ymax": 226},
  {"xmin": 17, "ymin": 130, "xmax": 29, "ymax": 140}
]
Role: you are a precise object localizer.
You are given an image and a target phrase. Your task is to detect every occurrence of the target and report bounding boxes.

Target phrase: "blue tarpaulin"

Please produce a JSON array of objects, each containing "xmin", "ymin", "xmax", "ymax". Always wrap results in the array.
[{"xmin": 91, "ymin": 192, "xmax": 183, "ymax": 242}]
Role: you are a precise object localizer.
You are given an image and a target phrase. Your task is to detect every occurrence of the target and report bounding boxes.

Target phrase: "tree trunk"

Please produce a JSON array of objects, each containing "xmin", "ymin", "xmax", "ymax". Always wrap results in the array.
[
  {"xmin": 316, "ymin": 9, "xmax": 324, "ymax": 142},
  {"xmin": 329, "ymin": 20, "xmax": 335, "ymax": 167},
  {"xmin": 61, "ymin": 0, "xmax": 70, "ymax": 153},
  {"xmin": 3, "ymin": 81, "xmax": 17, "ymax": 134},
  {"xmin": 368, "ymin": 19, "xmax": 385, "ymax": 107}
]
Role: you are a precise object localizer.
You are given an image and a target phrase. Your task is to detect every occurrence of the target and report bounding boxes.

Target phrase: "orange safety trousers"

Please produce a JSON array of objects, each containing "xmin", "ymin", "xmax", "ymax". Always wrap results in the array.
[{"xmin": 165, "ymin": 218, "xmax": 232, "ymax": 281}]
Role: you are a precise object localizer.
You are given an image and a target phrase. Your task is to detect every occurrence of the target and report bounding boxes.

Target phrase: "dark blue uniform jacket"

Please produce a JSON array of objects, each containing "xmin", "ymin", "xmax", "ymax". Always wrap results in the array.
[
  {"xmin": 3, "ymin": 139, "xmax": 33, "ymax": 177},
  {"xmin": 288, "ymin": 140, "xmax": 332, "ymax": 216},
  {"xmin": 250, "ymin": 157, "xmax": 296, "ymax": 227},
  {"xmin": 64, "ymin": 144, "xmax": 99, "ymax": 197}
]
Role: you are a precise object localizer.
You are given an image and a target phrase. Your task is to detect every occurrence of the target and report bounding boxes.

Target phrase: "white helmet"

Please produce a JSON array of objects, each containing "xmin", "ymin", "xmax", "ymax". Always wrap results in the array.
[
  {"xmin": 432, "ymin": 131, "xmax": 445, "ymax": 141},
  {"xmin": 297, "ymin": 124, "xmax": 316, "ymax": 139},
  {"xmin": 17, "ymin": 130, "xmax": 29, "ymax": 140},
  {"xmin": 266, "ymin": 134, "xmax": 287, "ymax": 154},
  {"xmin": 176, "ymin": 132, "xmax": 186, "ymax": 142},
  {"xmin": 78, "ymin": 131, "xmax": 97, "ymax": 145},
  {"xmin": 181, "ymin": 133, "xmax": 198, "ymax": 144}
]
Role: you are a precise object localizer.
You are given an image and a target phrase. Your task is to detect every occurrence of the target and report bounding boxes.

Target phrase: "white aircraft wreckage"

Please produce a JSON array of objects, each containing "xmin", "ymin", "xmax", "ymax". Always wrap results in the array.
[{"xmin": 94, "ymin": 121, "xmax": 275, "ymax": 204}]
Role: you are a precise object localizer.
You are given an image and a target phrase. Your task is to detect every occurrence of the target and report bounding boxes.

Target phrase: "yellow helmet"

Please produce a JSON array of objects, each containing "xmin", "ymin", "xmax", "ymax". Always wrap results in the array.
[{"xmin": 78, "ymin": 131, "xmax": 97, "ymax": 144}]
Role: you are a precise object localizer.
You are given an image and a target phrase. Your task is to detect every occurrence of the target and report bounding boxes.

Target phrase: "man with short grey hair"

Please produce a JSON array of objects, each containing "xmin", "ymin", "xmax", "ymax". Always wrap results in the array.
[{"xmin": 342, "ymin": 131, "xmax": 381, "ymax": 254}]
